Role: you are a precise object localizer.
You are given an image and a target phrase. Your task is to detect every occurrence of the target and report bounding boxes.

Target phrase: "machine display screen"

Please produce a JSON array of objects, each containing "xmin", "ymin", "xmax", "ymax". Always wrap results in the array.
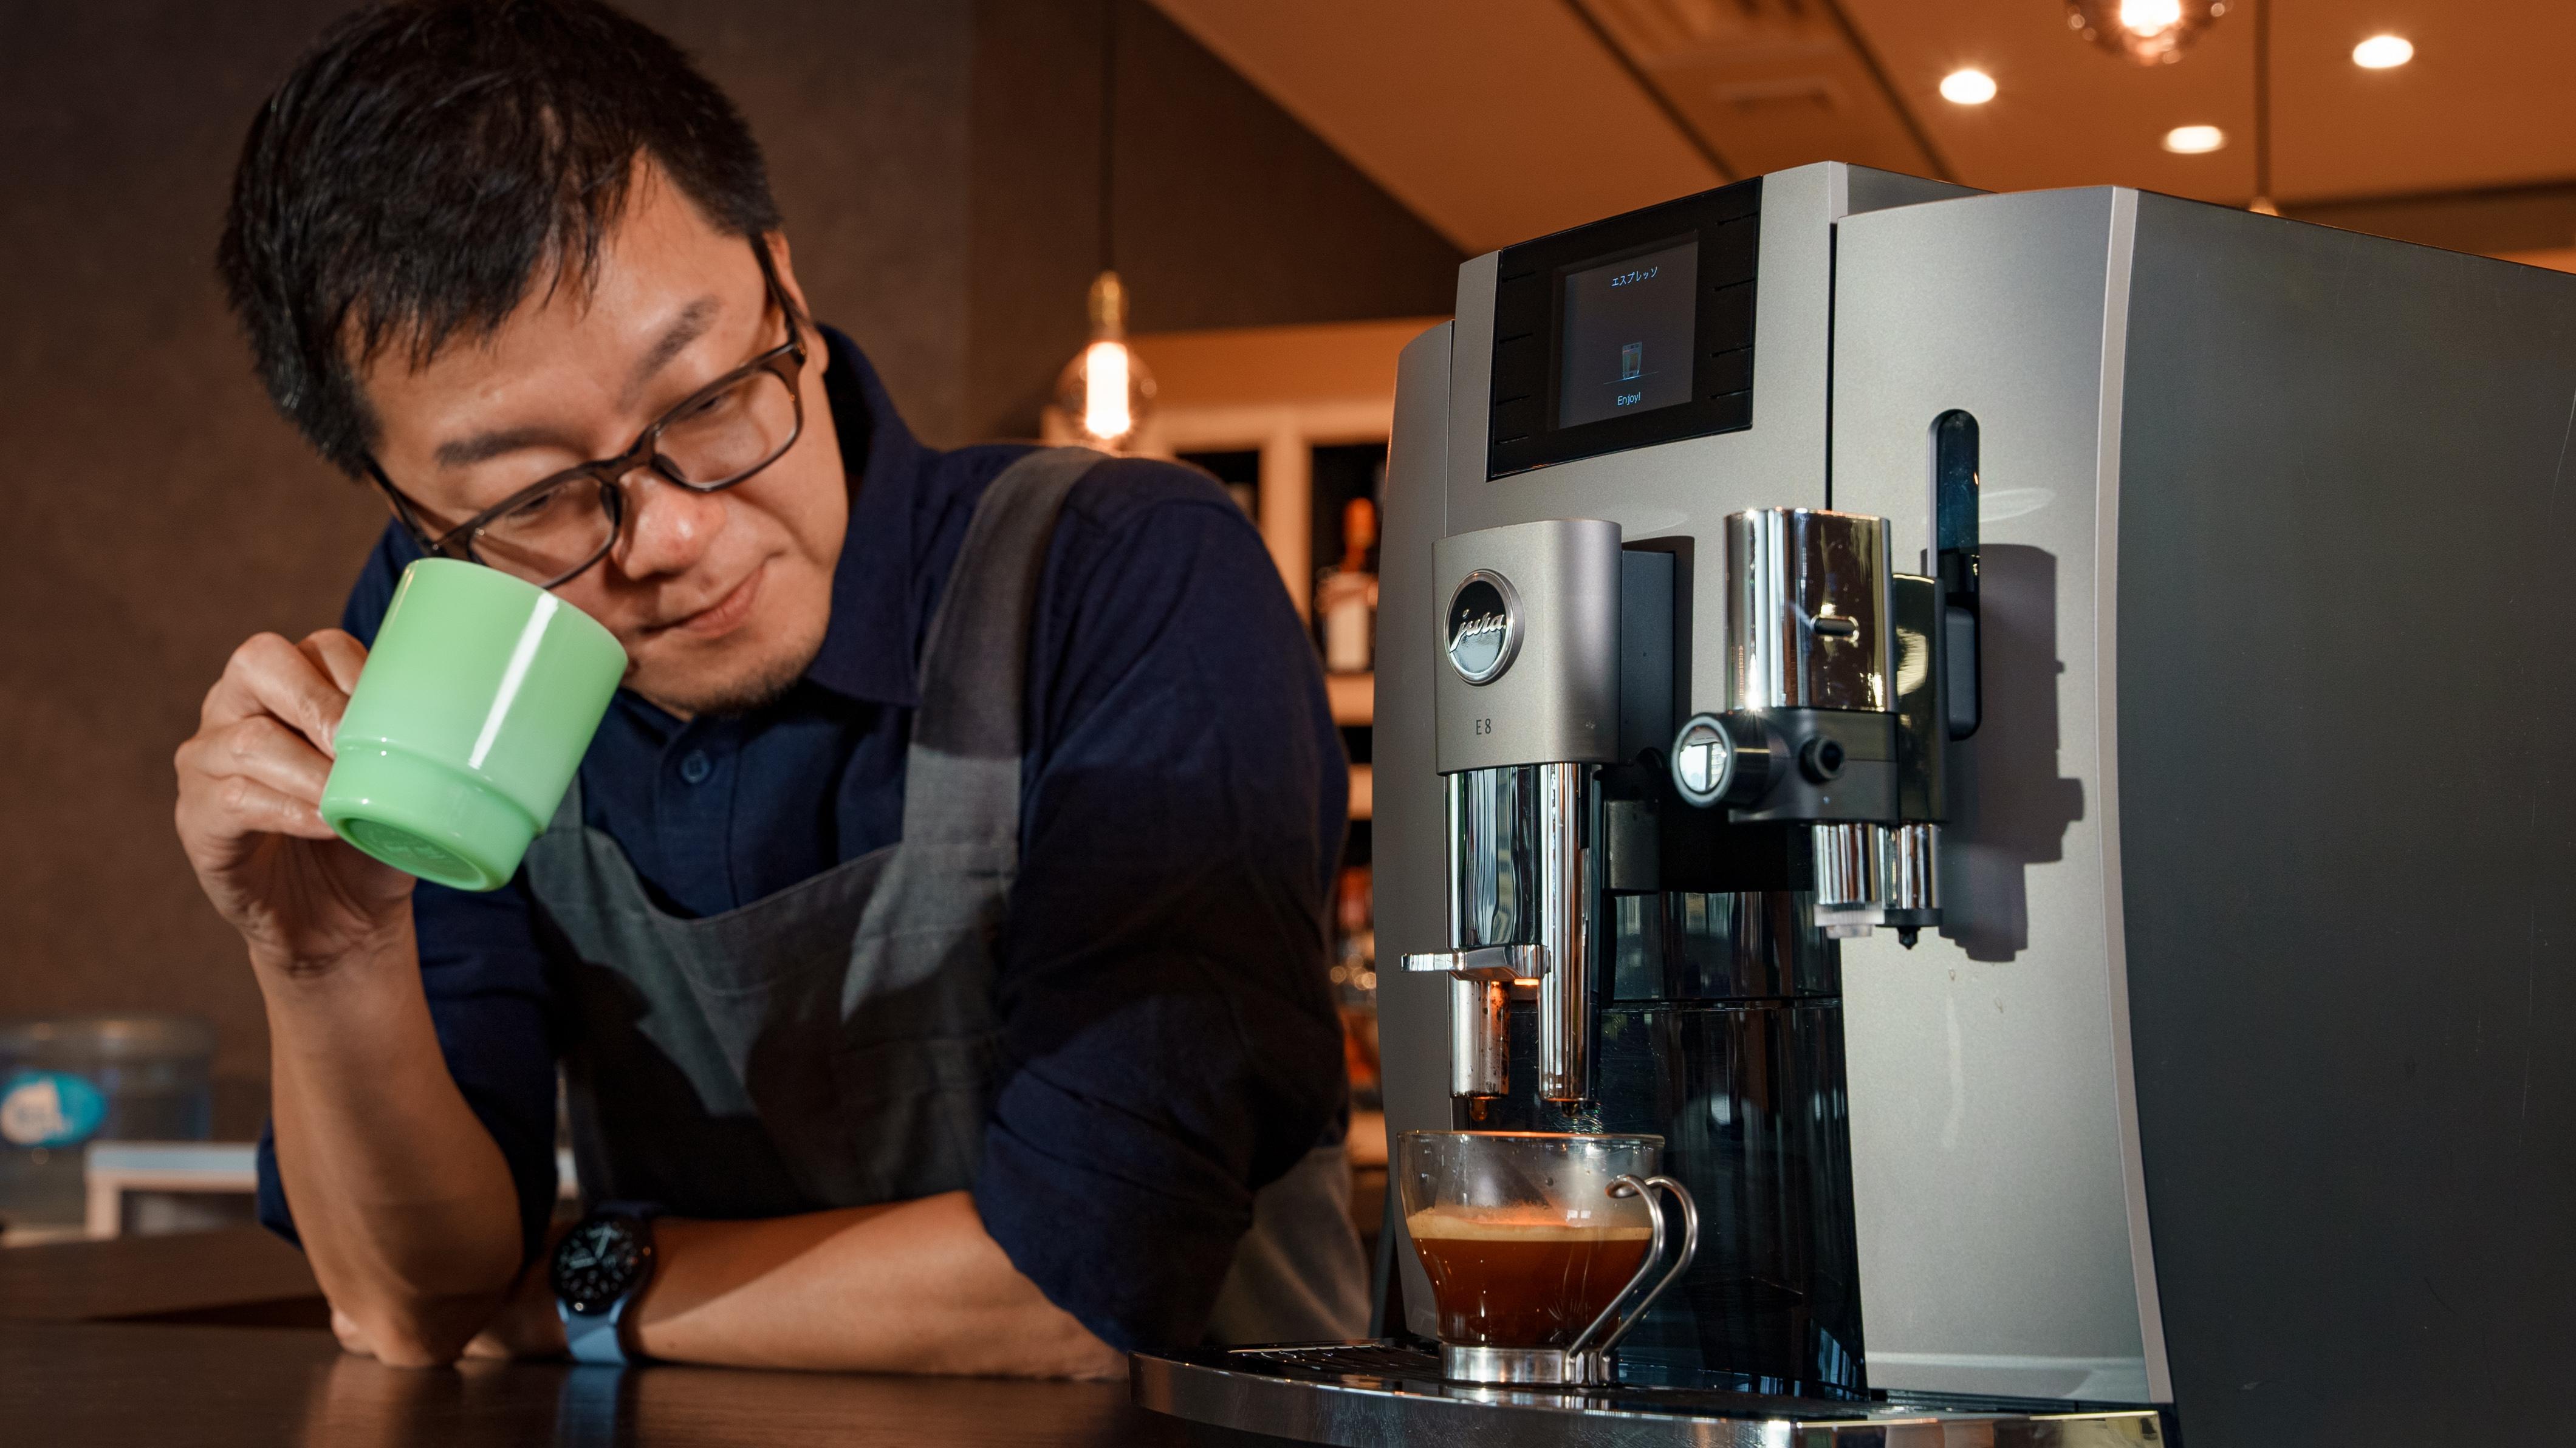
[
  {"xmin": 1557, "ymin": 237, "xmax": 1698, "ymax": 429},
  {"xmin": 1485, "ymin": 176, "xmax": 1758, "ymax": 478}
]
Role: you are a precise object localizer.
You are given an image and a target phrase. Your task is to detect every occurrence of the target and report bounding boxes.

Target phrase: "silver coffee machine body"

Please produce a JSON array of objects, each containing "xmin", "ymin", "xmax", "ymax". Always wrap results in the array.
[{"xmin": 1366, "ymin": 163, "xmax": 2576, "ymax": 1444}]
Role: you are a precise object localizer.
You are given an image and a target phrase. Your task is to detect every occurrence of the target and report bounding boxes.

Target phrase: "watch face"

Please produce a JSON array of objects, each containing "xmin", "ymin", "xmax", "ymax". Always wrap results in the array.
[{"xmin": 550, "ymin": 1214, "xmax": 651, "ymax": 1316}]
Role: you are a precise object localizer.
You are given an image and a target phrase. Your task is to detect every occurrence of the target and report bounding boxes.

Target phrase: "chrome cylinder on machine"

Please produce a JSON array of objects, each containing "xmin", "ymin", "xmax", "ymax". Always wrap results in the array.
[
  {"xmin": 1810, "ymin": 824, "xmax": 1882, "ymax": 907},
  {"xmin": 1885, "ymin": 821, "xmax": 1938, "ymax": 917},
  {"xmin": 1450, "ymin": 764, "xmax": 1536, "ymax": 951},
  {"xmin": 1729, "ymin": 508, "xmax": 1894, "ymax": 714},
  {"xmin": 1434, "ymin": 764, "xmax": 1541, "ymax": 1099},
  {"xmin": 1445, "ymin": 973, "xmax": 1511, "ymax": 1100},
  {"xmin": 1532, "ymin": 762, "xmax": 1588, "ymax": 1101}
]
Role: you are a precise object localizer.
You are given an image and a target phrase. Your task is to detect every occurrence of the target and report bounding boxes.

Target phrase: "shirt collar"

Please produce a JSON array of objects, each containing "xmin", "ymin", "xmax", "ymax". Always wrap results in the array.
[{"xmin": 801, "ymin": 326, "xmax": 930, "ymax": 708}]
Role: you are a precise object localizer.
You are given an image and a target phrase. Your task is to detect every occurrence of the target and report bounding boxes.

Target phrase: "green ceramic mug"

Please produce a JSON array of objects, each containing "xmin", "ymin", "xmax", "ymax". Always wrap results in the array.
[{"xmin": 319, "ymin": 559, "xmax": 628, "ymax": 892}]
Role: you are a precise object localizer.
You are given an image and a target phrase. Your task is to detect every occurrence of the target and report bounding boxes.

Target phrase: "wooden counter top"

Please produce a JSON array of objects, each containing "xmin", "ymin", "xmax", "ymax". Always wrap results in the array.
[{"xmin": 0, "ymin": 1229, "xmax": 1243, "ymax": 1446}]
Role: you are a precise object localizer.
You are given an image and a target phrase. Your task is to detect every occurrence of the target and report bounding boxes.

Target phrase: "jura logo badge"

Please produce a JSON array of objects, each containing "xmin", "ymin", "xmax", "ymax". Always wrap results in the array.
[{"xmin": 1446, "ymin": 572, "xmax": 1522, "ymax": 685}]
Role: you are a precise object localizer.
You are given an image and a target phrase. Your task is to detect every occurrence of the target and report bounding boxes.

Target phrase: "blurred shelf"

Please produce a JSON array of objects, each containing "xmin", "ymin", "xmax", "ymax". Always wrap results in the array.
[
  {"xmin": 1350, "ymin": 764, "xmax": 1372, "ymax": 821},
  {"xmin": 0, "ymin": 1224, "xmax": 92, "ymax": 1249},
  {"xmin": 80, "ymin": 1141, "xmax": 577, "ymax": 1240},
  {"xmin": 83, "ymin": 1142, "xmax": 256, "ymax": 1239},
  {"xmin": 1326, "ymin": 671, "xmax": 1374, "ymax": 725}
]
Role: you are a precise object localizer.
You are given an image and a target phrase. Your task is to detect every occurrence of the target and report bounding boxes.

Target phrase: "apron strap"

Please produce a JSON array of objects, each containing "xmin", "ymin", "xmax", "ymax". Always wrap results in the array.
[
  {"xmin": 911, "ymin": 447, "xmax": 1105, "ymax": 765},
  {"xmin": 840, "ymin": 446, "xmax": 1103, "ymax": 1022}
]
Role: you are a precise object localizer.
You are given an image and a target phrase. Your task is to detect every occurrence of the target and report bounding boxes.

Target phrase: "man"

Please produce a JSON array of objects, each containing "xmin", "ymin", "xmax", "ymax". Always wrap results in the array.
[{"xmin": 173, "ymin": 0, "xmax": 1363, "ymax": 1373}]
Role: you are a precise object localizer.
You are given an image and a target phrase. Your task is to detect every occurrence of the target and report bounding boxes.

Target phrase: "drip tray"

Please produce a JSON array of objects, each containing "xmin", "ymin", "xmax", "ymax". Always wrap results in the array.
[{"xmin": 1132, "ymin": 1342, "xmax": 2170, "ymax": 1447}]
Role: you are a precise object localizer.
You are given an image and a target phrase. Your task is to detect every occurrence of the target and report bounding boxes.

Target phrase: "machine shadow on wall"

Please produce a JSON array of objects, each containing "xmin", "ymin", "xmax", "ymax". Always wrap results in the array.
[{"xmin": 1937, "ymin": 543, "xmax": 2083, "ymax": 963}]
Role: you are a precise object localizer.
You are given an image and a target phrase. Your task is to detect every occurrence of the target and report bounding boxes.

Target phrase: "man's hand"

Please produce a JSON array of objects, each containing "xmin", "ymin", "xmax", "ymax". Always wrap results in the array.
[{"xmin": 174, "ymin": 629, "xmax": 413, "ymax": 976}]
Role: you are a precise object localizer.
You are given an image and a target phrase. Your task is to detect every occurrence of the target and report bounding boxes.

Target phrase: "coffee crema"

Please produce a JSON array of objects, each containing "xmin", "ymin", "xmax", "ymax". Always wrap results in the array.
[{"xmin": 1406, "ymin": 1207, "xmax": 1654, "ymax": 1348}]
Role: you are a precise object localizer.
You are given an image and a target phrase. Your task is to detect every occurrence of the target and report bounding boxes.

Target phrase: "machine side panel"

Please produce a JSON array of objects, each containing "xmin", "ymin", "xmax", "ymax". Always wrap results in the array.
[
  {"xmin": 2115, "ymin": 195, "xmax": 2576, "ymax": 1444},
  {"xmin": 1830, "ymin": 188, "xmax": 2152, "ymax": 1401},
  {"xmin": 1379, "ymin": 321, "xmax": 1457, "ymax": 1339}
]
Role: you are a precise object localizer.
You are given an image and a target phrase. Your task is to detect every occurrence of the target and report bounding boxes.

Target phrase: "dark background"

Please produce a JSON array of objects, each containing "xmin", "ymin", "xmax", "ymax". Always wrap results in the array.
[{"xmin": 0, "ymin": 0, "xmax": 1459, "ymax": 1116}]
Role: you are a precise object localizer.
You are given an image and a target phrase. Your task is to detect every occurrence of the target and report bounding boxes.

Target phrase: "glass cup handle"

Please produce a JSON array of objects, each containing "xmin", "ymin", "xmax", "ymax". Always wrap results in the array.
[{"xmin": 1564, "ymin": 1173, "xmax": 1701, "ymax": 1366}]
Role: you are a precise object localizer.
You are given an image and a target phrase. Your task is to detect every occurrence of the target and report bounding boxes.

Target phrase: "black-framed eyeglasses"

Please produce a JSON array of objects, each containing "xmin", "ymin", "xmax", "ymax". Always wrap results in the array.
[{"xmin": 364, "ymin": 239, "xmax": 809, "ymax": 590}]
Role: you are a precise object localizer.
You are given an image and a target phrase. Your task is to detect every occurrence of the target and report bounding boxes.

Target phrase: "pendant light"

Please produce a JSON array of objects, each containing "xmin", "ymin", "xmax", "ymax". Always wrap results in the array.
[
  {"xmin": 1055, "ymin": 0, "xmax": 1154, "ymax": 452},
  {"xmin": 2247, "ymin": 0, "xmax": 2276, "ymax": 214},
  {"xmin": 2067, "ymin": 0, "xmax": 2227, "ymax": 66}
]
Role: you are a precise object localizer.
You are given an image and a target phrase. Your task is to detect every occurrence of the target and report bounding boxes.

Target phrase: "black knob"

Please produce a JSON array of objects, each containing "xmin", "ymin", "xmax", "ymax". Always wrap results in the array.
[{"xmin": 1800, "ymin": 736, "xmax": 1846, "ymax": 783}]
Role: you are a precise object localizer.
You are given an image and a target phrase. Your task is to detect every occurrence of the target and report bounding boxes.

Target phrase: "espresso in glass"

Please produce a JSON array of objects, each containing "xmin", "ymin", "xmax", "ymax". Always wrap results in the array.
[
  {"xmin": 1407, "ymin": 1204, "xmax": 1654, "ymax": 1346},
  {"xmin": 1397, "ymin": 1131, "xmax": 1668, "ymax": 1354}
]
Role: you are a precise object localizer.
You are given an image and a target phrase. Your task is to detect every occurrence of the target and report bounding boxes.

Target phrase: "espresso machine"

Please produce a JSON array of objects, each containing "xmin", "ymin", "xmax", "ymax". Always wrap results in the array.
[{"xmin": 1135, "ymin": 162, "xmax": 2576, "ymax": 1446}]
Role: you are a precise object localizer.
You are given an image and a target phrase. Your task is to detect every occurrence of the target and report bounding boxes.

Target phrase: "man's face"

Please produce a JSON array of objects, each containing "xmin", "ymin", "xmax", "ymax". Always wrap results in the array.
[{"xmin": 358, "ymin": 166, "xmax": 847, "ymax": 717}]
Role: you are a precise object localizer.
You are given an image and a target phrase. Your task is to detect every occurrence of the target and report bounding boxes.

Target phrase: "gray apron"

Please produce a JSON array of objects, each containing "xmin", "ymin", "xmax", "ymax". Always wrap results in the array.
[{"xmin": 524, "ymin": 446, "xmax": 1368, "ymax": 1344}]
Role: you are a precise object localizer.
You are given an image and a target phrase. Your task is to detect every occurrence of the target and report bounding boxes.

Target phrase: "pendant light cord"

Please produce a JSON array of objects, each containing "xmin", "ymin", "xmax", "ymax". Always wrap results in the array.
[
  {"xmin": 1099, "ymin": 0, "xmax": 1117, "ymax": 276},
  {"xmin": 2253, "ymin": 0, "xmax": 2272, "ymax": 203}
]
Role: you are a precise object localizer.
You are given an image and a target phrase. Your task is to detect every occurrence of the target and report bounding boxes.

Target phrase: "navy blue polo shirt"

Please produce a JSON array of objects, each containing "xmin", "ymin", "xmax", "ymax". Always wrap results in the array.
[{"xmin": 256, "ymin": 328, "xmax": 1351, "ymax": 1353}]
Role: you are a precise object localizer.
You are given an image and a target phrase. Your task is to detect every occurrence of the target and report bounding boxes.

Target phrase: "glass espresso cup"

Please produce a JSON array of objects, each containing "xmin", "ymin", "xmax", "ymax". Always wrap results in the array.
[{"xmin": 1397, "ymin": 1130, "xmax": 1697, "ymax": 1386}]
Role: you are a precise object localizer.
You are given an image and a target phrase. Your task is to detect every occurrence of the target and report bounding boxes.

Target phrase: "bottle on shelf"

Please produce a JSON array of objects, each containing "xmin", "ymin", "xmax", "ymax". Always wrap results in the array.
[{"xmin": 1314, "ymin": 497, "xmax": 1379, "ymax": 675}]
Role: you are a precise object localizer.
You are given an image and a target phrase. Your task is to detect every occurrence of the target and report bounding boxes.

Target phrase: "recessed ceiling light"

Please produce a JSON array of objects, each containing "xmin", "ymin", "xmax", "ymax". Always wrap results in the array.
[
  {"xmin": 2352, "ymin": 34, "xmax": 2414, "ymax": 69},
  {"xmin": 1939, "ymin": 69, "xmax": 1998, "ymax": 104},
  {"xmin": 2162, "ymin": 124, "xmax": 2226, "ymax": 154}
]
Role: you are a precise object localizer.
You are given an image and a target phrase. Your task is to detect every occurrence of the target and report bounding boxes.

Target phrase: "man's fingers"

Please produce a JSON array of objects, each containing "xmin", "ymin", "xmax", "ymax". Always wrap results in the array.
[
  {"xmin": 200, "ymin": 632, "xmax": 350, "ymax": 754},
  {"xmin": 182, "ymin": 715, "xmax": 334, "ymax": 804},
  {"xmin": 185, "ymin": 769, "xmax": 339, "ymax": 843},
  {"xmin": 299, "ymin": 629, "xmax": 369, "ymax": 695}
]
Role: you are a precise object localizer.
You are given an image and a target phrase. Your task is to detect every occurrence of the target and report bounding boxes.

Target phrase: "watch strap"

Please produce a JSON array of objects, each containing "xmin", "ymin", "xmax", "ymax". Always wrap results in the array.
[{"xmin": 561, "ymin": 1294, "xmax": 631, "ymax": 1365}]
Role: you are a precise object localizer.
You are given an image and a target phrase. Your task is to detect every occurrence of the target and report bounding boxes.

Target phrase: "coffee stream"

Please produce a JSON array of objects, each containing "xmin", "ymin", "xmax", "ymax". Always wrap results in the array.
[{"xmin": 1406, "ymin": 1207, "xmax": 1654, "ymax": 1348}]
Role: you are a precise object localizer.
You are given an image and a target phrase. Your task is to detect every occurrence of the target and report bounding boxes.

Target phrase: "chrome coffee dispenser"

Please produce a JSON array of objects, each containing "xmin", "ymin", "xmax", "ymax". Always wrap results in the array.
[{"xmin": 1136, "ymin": 162, "xmax": 2576, "ymax": 1447}]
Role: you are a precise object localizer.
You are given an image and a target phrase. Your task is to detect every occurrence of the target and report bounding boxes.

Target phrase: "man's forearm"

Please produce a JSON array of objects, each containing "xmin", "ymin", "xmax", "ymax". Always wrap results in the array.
[
  {"xmin": 482, "ymin": 1191, "xmax": 1123, "ymax": 1377},
  {"xmin": 635, "ymin": 1192, "xmax": 1122, "ymax": 1375},
  {"xmin": 260, "ymin": 920, "xmax": 524, "ymax": 1367}
]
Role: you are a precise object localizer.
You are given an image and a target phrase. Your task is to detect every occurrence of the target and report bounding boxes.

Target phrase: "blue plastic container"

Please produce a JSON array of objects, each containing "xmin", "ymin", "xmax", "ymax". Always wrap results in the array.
[{"xmin": 0, "ymin": 1015, "xmax": 214, "ymax": 1231}]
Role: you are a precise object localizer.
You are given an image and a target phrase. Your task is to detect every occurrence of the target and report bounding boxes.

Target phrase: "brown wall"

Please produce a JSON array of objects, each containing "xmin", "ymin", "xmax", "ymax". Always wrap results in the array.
[{"xmin": 0, "ymin": 1, "xmax": 1458, "ymax": 1122}]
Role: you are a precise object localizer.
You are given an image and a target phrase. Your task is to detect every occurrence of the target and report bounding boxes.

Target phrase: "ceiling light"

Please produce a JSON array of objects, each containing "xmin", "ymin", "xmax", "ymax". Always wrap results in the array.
[
  {"xmin": 1939, "ymin": 69, "xmax": 1998, "ymax": 104},
  {"xmin": 2067, "ymin": 0, "xmax": 2225, "ymax": 66},
  {"xmin": 1057, "ymin": 273, "xmax": 1156, "ymax": 452},
  {"xmin": 2352, "ymin": 34, "xmax": 2414, "ymax": 69},
  {"xmin": 2121, "ymin": 0, "xmax": 2182, "ymax": 34},
  {"xmin": 1051, "ymin": 3, "xmax": 1156, "ymax": 452},
  {"xmin": 2162, "ymin": 124, "xmax": 2226, "ymax": 154}
]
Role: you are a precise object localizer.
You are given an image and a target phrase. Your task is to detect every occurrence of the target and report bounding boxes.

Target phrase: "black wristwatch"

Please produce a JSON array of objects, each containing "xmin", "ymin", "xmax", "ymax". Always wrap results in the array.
[{"xmin": 550, "ymin": 1202, "xmax": 659, "ymax": 1365}]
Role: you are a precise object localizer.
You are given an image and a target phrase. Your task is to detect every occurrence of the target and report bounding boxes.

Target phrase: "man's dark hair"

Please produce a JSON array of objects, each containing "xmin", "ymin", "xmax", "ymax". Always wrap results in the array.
[{"xmin": 218, "ymin": 0, "xmax": 782, "ymax": 475}]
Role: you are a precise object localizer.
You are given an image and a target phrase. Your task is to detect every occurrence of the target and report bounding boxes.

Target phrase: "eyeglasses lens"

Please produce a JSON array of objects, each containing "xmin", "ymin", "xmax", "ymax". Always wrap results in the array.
[
  {"xmin": 468, "ymin": 370, "xmax": 799, "ymax": 585},
  {"xmin": 657, "ymin": 369, "xmax": 800, "ymax": 485},
  {"xmin": 471, "ymin": 481, "xmax": 614, "ymax": 585}
]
